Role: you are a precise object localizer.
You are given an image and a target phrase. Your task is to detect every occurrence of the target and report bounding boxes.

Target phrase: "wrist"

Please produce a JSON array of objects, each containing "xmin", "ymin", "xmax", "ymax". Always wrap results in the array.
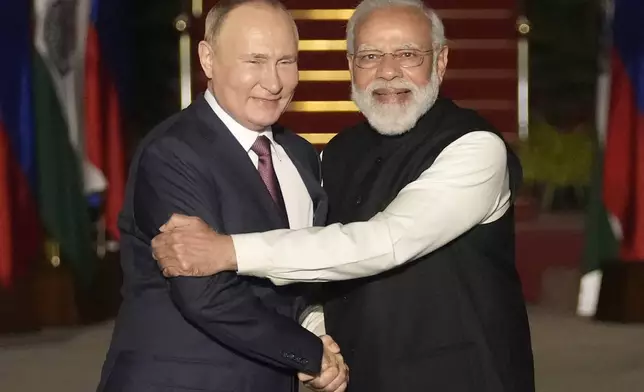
[{"xmin": 225, "ymin": 235, "xmax": 239, "ymax": 271}]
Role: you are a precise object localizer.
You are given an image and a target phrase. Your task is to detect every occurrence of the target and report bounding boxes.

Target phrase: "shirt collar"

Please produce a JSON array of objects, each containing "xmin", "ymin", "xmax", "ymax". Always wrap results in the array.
[{"xmin": 204, "ymin": 90, "xmax": 278, "ymax": 158}]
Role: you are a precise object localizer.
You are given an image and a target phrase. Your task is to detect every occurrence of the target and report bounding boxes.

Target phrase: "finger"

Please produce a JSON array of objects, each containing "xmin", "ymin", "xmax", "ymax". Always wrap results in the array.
[
  {"xmin": 151, "ymin": 232, "xmax": 171, "ymax": 252},
  {"xmin": 321, "ymin": 335, "xmax": 341, "ymax": 354},
  {"xmin": 152, "ymin": 248, "xmax": 168, "ymax": 262},
  {"xmin": 297, "ymin": 372, "xmax": 315, "ymax": 382},
  {"xmin": 303, "ymin": 377, "xmax": 324, "ymax": 392},
  {"xmin": 152, "ymin": 244, "xmax": 175, "ymax": 266},
  {"xmin": 164, "ymin": 213, "xmax": 196, "ymax": 231},
  {"xmin": 308, "ymin": 365, "xmax": 339, "ymax": 390},
  {"xmin": 332, "ymin": 381, "xmax": 348, "ymax": 392},
  {"xmin": 321, "ymin": 365, "xmax": 347, "ymax": 392}
]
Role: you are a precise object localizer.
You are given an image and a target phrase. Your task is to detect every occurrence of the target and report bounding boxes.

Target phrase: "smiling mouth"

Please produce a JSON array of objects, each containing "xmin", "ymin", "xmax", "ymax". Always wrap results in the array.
[
  {"xmin": 373, "ymin": 88, "xmax": 411, "ymax": 101},
  {"xmin": 373, "ymin": 88, "xmax": 411, "ymax": 96}
]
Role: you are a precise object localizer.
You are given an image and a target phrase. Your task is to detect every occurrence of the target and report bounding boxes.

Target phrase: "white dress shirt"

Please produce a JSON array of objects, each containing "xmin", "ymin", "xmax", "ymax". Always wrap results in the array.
[
  {"xmin": 204, "ymin": 90, "xmax": 313, "ymax": 230},
  {"xmin": 232, "ymin": 131, "xmax": 511, "ymax": 284},
  {"xmin": 205, "ymin": 91, "xmax": 323, "ymax": 335},
  {"xmin": 232, "ymin": 131, "xmax": 510, "ymax": 335}
]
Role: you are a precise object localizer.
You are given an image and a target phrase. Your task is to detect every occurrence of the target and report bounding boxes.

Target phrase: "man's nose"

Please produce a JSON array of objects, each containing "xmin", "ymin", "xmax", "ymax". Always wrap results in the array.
[
  {"xmin": 261, "ymin": 66, "xmax": 283, "ymax": 95},
  {"xmin": 375, "ymin": 54, "xmax": 403, "ymax": 81}
]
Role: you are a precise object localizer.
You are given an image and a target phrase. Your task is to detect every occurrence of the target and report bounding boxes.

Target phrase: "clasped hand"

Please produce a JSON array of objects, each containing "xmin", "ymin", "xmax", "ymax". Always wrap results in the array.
[
  {"xmin": 152, "ymin": 214, "xmax": 235, "ymax": 277},
  {"xmin": 299, "ymin": 335, "xmax": 349, "ymax": 392}
]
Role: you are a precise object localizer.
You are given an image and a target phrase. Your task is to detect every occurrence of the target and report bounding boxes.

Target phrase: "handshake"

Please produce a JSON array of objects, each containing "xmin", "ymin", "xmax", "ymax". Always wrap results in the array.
[{"xmin": 299, "ymin": 335, "xmax": 349, "ymax": 392}]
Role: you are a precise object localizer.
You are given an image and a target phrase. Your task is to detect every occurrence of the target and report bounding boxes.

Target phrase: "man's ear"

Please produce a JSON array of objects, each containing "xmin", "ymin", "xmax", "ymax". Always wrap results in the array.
[
  {"xmin": 435, "ymin": 46, "xmax": 449, "ymax": 84},
  {"xmin": 198, "ymin": 40, "xmax": 215, "ymax": 79}
]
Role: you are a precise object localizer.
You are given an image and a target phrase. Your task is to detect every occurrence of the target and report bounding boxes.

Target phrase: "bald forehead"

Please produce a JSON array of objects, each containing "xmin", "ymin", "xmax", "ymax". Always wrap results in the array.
[{"xmin": 216, "ymin": 2, "xmax": 297, "ymax": 44}]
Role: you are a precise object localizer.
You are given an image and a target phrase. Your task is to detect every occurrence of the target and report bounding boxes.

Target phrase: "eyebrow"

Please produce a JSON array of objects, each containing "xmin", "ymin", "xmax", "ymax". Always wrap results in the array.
[
  {"xmin": 241, "ymin": 53, "xmax": 297, "ymax": 61},
  {"xmin": 247, "ymin": 53, "xmax": 269, "ymax": 60},
  {"xmin": 357, "ymin": 44, "xmax": 378, "ymax": 52},
  {"xmin": 356, "ymin": 43, "xmax": 423, "ymax": 52}
]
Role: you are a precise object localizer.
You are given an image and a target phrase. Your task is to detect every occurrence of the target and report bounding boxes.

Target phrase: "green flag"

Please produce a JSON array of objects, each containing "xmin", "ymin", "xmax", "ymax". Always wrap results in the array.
[
  {"xmin": 576, "ymin": 0, "xmax": 618, "ymax": 316},
  {"xmin": 32, "ymin": 0, "xmax": 97, "ymax": 287}
]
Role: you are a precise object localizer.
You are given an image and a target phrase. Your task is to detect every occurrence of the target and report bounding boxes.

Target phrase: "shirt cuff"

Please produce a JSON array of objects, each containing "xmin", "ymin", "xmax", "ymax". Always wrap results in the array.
[
  {"xmin": 232, "ymin": 232, "xmax": 272, "ymax": 276},
  {"xmin": 300, "ymin": 305, "xmax": 326, "ymax": 336},
  {"xmin": 232, "ymin": 232, "xmax": 293, "ymax": 285}
]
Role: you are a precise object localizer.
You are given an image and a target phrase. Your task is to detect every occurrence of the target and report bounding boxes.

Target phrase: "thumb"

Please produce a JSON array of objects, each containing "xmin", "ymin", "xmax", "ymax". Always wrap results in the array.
[
  {"xmin": 162, "ymin": 213, "xmax": 195, "ymax": 231},
  {"xmin": 321, "ymin": 335, "xmax": 341, "ymax": 354},
  {"xmin": 161, "ymin": 266, "xmax": 183, "ymax": 278}
]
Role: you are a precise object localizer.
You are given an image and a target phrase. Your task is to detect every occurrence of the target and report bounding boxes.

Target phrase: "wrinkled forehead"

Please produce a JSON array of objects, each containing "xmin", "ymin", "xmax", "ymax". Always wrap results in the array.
[{"xmin": 355, "ymin": 6, "xmax": 433, "ymax": 52}]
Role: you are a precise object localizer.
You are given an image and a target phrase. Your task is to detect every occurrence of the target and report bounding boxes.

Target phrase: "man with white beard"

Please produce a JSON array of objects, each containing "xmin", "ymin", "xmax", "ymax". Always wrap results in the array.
[{"xmin": 152, "ymin": 0, "xmax": 535, "ymax": 391}]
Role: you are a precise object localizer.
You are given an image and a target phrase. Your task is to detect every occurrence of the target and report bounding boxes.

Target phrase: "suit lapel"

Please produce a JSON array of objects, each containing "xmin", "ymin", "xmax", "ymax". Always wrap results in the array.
[
  {"xmin": 192, "ymin": 95, "xmax": 286, "ymax": 229},
  {"xmin": 275, "ymin": 130, "xmax": 328, "ymax": 227}
]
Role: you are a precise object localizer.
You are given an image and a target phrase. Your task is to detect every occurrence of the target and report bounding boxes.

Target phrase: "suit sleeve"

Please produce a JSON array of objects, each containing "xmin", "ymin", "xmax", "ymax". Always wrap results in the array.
[{"xmin": 133, "ymin": 137, "xmax": 322, "ymax": 374}]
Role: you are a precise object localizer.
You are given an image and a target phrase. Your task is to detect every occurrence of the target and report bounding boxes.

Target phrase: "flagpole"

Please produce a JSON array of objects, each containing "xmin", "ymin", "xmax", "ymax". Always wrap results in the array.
[
  {"xmin": 31, "ymin": 238, "xmax": 79, "ymax": 327},
  {"xmin": 517, "ymin": 15, "xmax": 530, "ymax": 141},
  {"xmin": 176, "ymin": 7, "xmax": 192, "ymax": 109}
]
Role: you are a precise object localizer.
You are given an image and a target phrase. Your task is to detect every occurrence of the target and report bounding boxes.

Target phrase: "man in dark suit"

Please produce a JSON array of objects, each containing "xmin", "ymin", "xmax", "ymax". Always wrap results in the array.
[{"xmin": 97, "ymin": 1, "xmax": 347, "ymax": 391}]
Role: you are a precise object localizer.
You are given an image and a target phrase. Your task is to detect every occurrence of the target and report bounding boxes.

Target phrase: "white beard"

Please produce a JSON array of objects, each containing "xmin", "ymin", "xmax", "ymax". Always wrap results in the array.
[{"xmin": 351, "ymin": 70, "xmax": 441, "ymax": 136}]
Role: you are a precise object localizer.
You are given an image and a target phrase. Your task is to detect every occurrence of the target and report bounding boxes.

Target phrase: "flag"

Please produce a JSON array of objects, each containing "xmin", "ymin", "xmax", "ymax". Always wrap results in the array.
[
  {"xmin": 602, "ymin": 0, "xmax": 644, "ymax": 261},
  {"xmin": 33, "ymin": 0, "xmax": 97, "ymax": 287},
  {"xmin": 0, "ymin": 122, "xmax": 12, "ymax": 286},
  {"xmin": 577, "ymin": 150, "xmax": 619, "ymax": 316},
  {"xmin": 578, "ymin": 0, "xmax": 644, "ymax": 316},
  {"xmin": 0, "ymin": 1, "xmax": 43, "ymax": 288},
  {"xmin": 84, "ymin": 0, "xmax": 127, "ymax": 241}
]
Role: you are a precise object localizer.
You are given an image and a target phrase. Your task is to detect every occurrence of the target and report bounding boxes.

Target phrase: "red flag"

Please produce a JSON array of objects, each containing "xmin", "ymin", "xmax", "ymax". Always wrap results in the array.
[
  {"xmin": 602, "ymin": 0, "xmax": 644, "ymax": 261},
  {"xmin": 84, "ymin": 5, "xmax": 125, "ymax": 240},
  {"xmin": 0, "ymin": 124, "xmax": 13, "ymax": 286}
]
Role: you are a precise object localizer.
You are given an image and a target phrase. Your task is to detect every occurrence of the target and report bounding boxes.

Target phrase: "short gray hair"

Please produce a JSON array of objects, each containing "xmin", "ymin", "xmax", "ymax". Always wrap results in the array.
[
  {"xmin": 346, "ymin": 0, "xmax": 446, "ymax": 54},
  {"xmin": 204, "ymin": 0, "xmax": 295, "ymax": 45}
]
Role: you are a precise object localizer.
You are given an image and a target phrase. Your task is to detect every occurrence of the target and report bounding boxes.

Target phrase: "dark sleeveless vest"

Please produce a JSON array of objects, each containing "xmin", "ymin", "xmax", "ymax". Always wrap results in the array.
[{"xmin": 321, "ymin": 98, "xmax": 534, "ymax": 392}]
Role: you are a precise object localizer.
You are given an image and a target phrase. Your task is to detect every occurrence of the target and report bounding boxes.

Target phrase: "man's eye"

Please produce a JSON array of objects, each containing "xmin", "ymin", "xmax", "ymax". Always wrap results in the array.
[{"xmin": 398, "ymin": 52, "xmax": 416, "ymax": 58}]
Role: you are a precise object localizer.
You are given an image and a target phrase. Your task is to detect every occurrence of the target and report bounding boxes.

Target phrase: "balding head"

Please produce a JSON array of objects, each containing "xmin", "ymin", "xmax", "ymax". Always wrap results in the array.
[
  {"xmin": 198, "ymin": 0, "xmax": 300, "ymax": 131},
  {"xmin": 204, "ymin": 0, "xmax": 298, "ymax": 47}
]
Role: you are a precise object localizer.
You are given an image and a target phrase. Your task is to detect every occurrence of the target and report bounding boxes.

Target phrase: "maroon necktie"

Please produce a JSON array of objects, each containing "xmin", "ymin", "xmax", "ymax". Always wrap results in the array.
[{"xmin": 251, "ymin": 135, "xmax": 288, "ymax": 224}]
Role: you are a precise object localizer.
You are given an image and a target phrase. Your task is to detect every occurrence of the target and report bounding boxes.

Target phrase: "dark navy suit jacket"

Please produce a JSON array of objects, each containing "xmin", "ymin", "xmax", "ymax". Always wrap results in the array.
[{"xmin": 97, "ymin": 94, "xmax": 327, "ymax": 392}]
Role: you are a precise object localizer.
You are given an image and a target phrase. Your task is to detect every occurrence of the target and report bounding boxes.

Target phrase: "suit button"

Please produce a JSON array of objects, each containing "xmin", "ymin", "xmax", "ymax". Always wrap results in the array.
[
  {"xmin": 355, "ymin": 196, "xmax": 362, "ymax": 205},
  {"xmin": 375, "ymin": 157, "xmax": 383, "ymax": 164},
  {"xmin": 282, "ymin": 352, "xmax": 296, "ymax": 359}
]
